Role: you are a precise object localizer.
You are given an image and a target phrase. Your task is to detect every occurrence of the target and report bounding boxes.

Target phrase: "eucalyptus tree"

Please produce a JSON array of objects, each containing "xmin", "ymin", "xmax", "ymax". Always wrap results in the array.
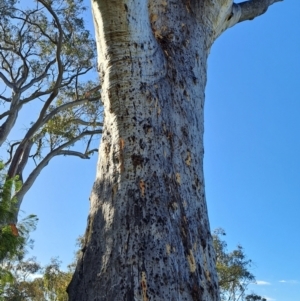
[
  {"xmin": 68, "ymin": 0, "xmax": 283, "ymax": 300},
  {"xmin": 0, "ymin": 0, "xmax": 102, "ymax": 222}
]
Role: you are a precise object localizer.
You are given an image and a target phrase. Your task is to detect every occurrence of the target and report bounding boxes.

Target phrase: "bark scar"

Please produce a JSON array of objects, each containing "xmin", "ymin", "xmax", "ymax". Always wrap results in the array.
[
  {"xmin": 139, "ymin": 180, "xmax": 146, "ymax": 197},
  {"xmin": 141, "ymin": 271, "xmax": 148, "ymax": 301},
  {"xmin": 187, "ymin": 249, "xmax": 196, "ymax": 273}
]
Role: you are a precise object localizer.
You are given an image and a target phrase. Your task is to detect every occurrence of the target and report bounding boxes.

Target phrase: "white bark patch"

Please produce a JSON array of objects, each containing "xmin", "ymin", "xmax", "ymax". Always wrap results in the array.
[
  {"xmin": 185, "ymin": 151, "xmax": 192, "ymax": 166},
  {"xmin": 102, "ymin": 202, "xmax": 115, "ymax": 229},
  {"xmin": 166, "ymin": 243, "xmax": 171, "ymax": 256},
  {"xmin": 175, "ymin": 173, "xmax": 181, "ymax": 184}
]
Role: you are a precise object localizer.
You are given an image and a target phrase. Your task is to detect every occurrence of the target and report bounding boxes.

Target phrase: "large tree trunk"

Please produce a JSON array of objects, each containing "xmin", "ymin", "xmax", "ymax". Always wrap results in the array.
[{"xmin": 68, "ymin": 0, "xmax": 281, "ymax": 300}]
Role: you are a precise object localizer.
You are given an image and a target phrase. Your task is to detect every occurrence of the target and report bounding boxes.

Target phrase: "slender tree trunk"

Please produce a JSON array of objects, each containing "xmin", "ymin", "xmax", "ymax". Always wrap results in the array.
[{"xmin": 68, "ymin": 0, "xmax": 282, "ymax": 300}]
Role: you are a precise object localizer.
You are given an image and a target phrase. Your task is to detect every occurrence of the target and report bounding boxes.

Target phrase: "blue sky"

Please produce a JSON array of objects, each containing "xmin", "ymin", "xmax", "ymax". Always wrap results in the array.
[
  {"xmin": 205, "ymin": 2, "xmax": 300, "ymax": 300},
  {"xmin": 2, "ymin": 1, "xmax": 299, "ymax": 301}
]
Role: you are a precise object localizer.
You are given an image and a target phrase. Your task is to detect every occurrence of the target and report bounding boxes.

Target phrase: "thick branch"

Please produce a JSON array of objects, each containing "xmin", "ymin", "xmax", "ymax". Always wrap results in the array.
[
  {"xmin": 0, "ymin": 93, "xmax": 21, "ymax": 146},
  {"xmin": 214, "ymin": 0, "xmax": 283, "ymax": 39},
  {"xmin": 236, "ymin": 0, "xmax": 283, "ymax": 23}
]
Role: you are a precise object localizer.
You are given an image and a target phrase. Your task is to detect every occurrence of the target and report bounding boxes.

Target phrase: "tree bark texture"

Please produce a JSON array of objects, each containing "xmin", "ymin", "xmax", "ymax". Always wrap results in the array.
[{"xmin": 68, "ymin": 0, "xmax": 281, "ymax": 300}]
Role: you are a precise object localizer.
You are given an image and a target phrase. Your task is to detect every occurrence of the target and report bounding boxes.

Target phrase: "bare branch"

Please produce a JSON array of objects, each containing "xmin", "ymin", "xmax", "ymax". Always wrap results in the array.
[
  {"xmin": 4, "ymin": 141, "xmax": 21, "ymax": 166},
  {"xmin": 85, "ymin": 134, "xmax": 94, "ymax": 154},
  {"xmin": 19, "ymin": 59, "xmax": 56, "ymax": 93},
  {"xmin": 69, "ymin": 119, "xmax": 103, "ymax": 127},
  {"xmin": 235, "ymin": 0, "xmax": 283, "ymax": 23},
  {"xmin": 0, "ymin": 110, "xmax": 11, "ymax": 120},
  {"xmin": 0, "ymin": 95, "xmax": 11, "ymax": 103},
  {"xmin": 57, "ymin": 150, "xmax": 92, "ymax": 159},
  {"xmin": 0, "ymin": 71, "xmax": 14, "ymax": 89}
]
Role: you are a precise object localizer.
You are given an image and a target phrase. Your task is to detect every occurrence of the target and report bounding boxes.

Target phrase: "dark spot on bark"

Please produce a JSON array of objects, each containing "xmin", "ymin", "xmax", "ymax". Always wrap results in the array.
[
  {"xmin": 143, "ymin": 123, "xmax": 152, "ymax": 134},
  {"xmin": 104, "ymin": 143, "xmax": 111, "ymax": 157},
  {"xmin": 125, "ymin": 283, "xmax": 135, "ymax": 300},
  {"xmin": 180, "ymin": 216, "xmax": 190, "ymax": 254},
  {"xmin": 191, "ymin": 283, "xmax": 204, "ymax": 301},
  {"xmin": 227, "ymin": 12, "xmax": 233, "ymax": 21},
  {"xmin": 194, "ymin": 175, "xmax": 201, "ymax": 189},
  {"xmin": 197, "ymin": 263, "xmax": 203, "ymax": 276},
  {"xmin": 156, "ymin": 216, "xmax": 166, "ymax": 226},
  {"xmin": 181, "ymin": 126, "xmax": 188, "ymax": 138},
  {"xmin": 139, "ymin": 139, "xmax": 146, "ymax": 150},
  {"xmin": 131, "ymin": 154, "xmax": 144, "ymax": 167},
  {"xmin": 129, "ymin": 135, "xmax": 136, "ymax": 143},
  {"xmin": 124, "ymin": 3, "xmax": 128, "ymax": 12},
  {"xmin": 134, "ymin": 203, "xmax": 143, "ymax": 226}
]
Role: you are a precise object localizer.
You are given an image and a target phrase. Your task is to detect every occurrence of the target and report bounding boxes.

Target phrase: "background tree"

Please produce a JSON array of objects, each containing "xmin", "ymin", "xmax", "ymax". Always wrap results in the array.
[
  {"xmin": 68, "ymin": 0, "xmax": 283, "ymax": 300},
  {"xmin": 213, "ymin": 229, "xmax": 266, "ymax": 301},
  {"xmin": 0, "ymin": 160, "xmax": 38, "ymax": 293},
  {"xmin": 0, "ymin": 0, "xmax": 102, "ymax": 223},
  {"xmin": 1, "ymin": 240, "xmax": 80, "ymax": 301}
]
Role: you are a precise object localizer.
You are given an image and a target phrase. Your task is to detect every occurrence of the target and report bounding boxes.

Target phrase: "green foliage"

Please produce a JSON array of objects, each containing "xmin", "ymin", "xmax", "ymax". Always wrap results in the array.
[
  {"xmin": 213, "ymin": 229, "xmax": 265, "ymax": 301},
  {"xmin": 43, "ymin": 258, "xmax": 72, "ymax": 301},
  {"xmin": 0, "ymin": 239, "xmax": 80, "ymax": 300},
  {"xmin": 0, "ymin": 163, "xmax": 38, "ymax": 293},
  {"xmin": 245, "ymin": 294, "xmax": 267, "ymax": 301}
]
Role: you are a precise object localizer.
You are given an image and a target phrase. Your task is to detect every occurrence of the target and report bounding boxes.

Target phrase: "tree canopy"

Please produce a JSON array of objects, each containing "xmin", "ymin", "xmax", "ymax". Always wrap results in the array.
[{"xmin": 0, "ymin": 0, "xmax": 102, "ymax": 222}]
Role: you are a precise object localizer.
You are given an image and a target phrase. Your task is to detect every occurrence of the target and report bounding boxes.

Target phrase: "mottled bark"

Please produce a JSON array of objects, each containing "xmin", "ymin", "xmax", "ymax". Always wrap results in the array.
[{"xmin": 68, "ymin": 0, "xmax": 282, "ymax": 300}]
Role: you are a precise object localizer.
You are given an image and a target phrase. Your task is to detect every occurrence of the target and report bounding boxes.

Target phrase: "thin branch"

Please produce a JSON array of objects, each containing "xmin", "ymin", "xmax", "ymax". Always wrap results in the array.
[
  {"xmin": 5, "ymin": 141, "xmax": 21, "ymax": 166},
  {"xmin": 85, "ymin": 134, "xmax": 94, "ymax": 154},
  {"xmin": 57, "ymin": 150, "xmax": 91, "ymax": 159},
  {"xmin": 11, "ymin": 15, "xmax": 57, "ymax": 44},
  {"xmin": 18, "ymin": 67, "xmax": 94, "ymax": 106},
  {"xmin": 0, "ymin": 95, "xmax": 11, "ymax": 103},
  {"xmin": 19, "ymin": 59, "xmax": 56, "ymax": 93},
  {"xmin": 69, "ymin": 119, "xmax": 103, "ymax": 127}
]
